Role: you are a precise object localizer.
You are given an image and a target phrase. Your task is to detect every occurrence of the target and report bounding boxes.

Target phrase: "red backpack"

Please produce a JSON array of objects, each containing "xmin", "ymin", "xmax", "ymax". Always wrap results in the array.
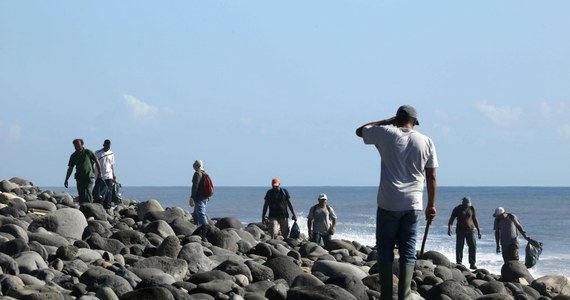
[{"xmin": 199, "ymin": 172, "xmax": 214, "ymax": 198}]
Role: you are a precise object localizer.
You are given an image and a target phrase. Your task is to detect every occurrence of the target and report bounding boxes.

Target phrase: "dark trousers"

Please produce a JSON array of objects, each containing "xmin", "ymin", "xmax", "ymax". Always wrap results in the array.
[
  {"xmin": 456, "ymin": 230, "xmax": 477, "ymax": 265},
  {"xmin": 77, "ymin": 178, "xmax": 94, "ymax": 204},
  {"xmin": 103, "ymin": 179, "xmax": 114, "ymax": 209},
  {"xmin": 502, "ymin": 243, "xmax": 520, "ymax": 262}
]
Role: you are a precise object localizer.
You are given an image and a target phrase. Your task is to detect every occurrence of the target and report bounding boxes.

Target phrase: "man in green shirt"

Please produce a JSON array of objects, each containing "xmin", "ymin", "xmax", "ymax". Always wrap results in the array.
[{"xmin": 64, "ymin": 138, "xmax": 102, "ymax": 204}]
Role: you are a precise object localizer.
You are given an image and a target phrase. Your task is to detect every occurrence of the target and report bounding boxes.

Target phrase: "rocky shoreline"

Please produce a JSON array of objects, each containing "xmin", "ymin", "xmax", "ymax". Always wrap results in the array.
[{"xmin": 0, "ymin": 177, "xmax": 569, "ymax": 300}]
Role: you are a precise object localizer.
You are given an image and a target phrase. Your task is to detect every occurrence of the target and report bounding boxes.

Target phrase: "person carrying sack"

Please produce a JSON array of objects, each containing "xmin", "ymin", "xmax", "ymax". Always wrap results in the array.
[{"xmin": 307, "ymin": 193, "xmax": 337, "ymax": 245}]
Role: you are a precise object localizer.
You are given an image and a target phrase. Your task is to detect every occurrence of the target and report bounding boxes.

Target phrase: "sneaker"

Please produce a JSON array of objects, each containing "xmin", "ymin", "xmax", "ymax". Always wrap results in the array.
[{"xmin": 470, "ymin": 264, "xmax": 477, "ymax": 270}]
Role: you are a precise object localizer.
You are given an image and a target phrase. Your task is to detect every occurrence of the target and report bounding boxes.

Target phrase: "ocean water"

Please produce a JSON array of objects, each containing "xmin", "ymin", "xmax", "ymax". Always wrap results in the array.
[{"xmin": 49, "ymin": 185, "xmax": 570, "ymax": 278}]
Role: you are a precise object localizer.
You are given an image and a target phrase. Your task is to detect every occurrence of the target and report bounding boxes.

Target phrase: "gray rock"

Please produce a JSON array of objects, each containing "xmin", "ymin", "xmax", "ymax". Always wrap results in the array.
[
  {"xmin": 531, "ymin": 275, "xmax": 570, "ymax": 298},
  {"xmin": 79, "ymin": 203, "xmax": 107, "ymax": 221},
  {"xmin": 26, "ymin": 199, "xmax": 58, "ymax": 212},
  {"xmin": 14, "ymin": 251, "xmax": 49, "ymax": 274},
  {"xmin": 137, "ymin": 199, "xmax": 164, "ymax": 221},
  {"xmin": 117, "ymin": 287, "xmax": 175, "ymax": 300},
  {"xmin": 215, "ymin": 259, "xmax": 253, "ymax": 282},
  {"xmin": 264, "ymin": 256, "xmax": 304, "ymax": 286},
  {"xmin": 265, "ymin": 282, "xmax": 288, "ymax": 300},
  {"xmin": 55, "ymin": 245, "xmax": 79, "ymax": 260},
  {"xmin": 155, "ymin": 235, "xmax": 181, "ymax": 258},
  {"xmin": 141, "ymin": 219, "xmax": 176, "ymax": 238},
  {"xmin": 110, "ymin": 230, "xmax": 149, "ymax": 247},
  {"xmin": 216, "ymin": 217, "xmax": 244, "ymax": 230},
  {"xmin": 132, "ymin": 256, "xmax": 188, "ymax": 281},
  {"xmin": 426, "ymin": 280, "xmax": 475, "ymax": 300},
  {"xmin": 178, "ymin": 242, "xmax": 214, "ymax": 274},
  {"xmin": 82, "ymin": 220, "xmax": 113, "ymax": 239},
  {"xmin": 245, "ymin": 260, "xmax": 274, "ymax": 283},
  {"xmin": 28, "ymin": 230, "xmax": 70, "ymax": 248},
  {"xmin": 501, "ymin": 261, "xmax": 534, "ymax": 283},
  {"xmin": 477, "ymin": 294, "xmax": 515, "ymax": 300},
  {"xmin": 144, "ymin": 207, "xmax": 185, "ymax": 223},
  {"xmin": 423, "ymin": 251, "xmax": 453, "ymax": 268},
  {"xmin": 287, "ymin": 284, "xmax": 358, "ymax": 300},
  {"xmin": 291, "ymin": 273, "xmax": 325, "ymax": 288},
  {"xmin": 0, "ymin": 238, "xmax": 29, "ymax": 256},
  {"xmin": 170, "ymin": 218, "xmax": 197, "ymax": 236},
  {"xmin": 480, "ymin": 281, "xmax": 509, "ymax": 295},
  {"xmin": 311, "ymin": 260, "xmax": 368, "ymax": 281},
  {"xmin": 0, "ymin": 223, "xmax": 28, "ymax": 242},
  {"xmin": 188, "ymin": 270, "xmax": 234, "ymax": 284},
  {"xmin": 130, "ymin": 268, "xmax": 176, "ymax": 287},
  {"xmin": 196, "ymin": 279, "xmax": 238, "ymax": 294},
  {"xmin": 325, "ymin": 273, "xmax": 368, "ymax": 300}
]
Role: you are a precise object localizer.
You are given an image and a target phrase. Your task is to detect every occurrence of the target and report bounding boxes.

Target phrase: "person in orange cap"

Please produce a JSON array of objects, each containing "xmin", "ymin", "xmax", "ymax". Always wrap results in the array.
[{"xmin": 262, "ymin": 178, "xmax": 298, "ymax": 239}]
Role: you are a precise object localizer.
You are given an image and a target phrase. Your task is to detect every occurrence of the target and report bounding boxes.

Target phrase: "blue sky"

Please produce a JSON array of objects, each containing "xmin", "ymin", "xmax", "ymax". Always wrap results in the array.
[{"xmin": 1, "ymin": 2, "xmax": 569, "ymax": 187}]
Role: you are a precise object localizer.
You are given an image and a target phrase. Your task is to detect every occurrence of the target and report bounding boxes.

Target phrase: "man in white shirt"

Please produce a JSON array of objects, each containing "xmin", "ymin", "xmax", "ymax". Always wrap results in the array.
[
  {"xmin": 95, "ymin": 139, "xmax": 116, "ymax": 210},
  {"xmin": 356, "ymin": 105, "xmax": 438, "ymax": 300}
]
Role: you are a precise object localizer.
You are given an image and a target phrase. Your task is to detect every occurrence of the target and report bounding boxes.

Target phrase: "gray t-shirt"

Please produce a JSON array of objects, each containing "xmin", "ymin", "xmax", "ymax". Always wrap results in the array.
[
  {"xmin": 308, "ymin": 205, "xmax": 337, "ymax": 234},
  {"xmin": 494, "ymin": 214, "xmax": 524, "ymax": 246},
  {"xmin": 363, "ymin": 126, "xmax": 438, "ymax": 211}
]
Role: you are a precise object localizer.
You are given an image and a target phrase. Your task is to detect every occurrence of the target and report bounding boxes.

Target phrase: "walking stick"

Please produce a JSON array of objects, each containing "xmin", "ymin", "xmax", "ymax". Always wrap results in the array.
[{"xmin": 419, "ymin": 220, "xmax": 432, "ymax": 259}]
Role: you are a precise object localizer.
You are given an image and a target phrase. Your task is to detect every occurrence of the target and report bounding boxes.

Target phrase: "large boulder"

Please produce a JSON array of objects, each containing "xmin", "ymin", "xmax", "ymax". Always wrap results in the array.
[
  {"xmin": 264, "ymin": 256, "xmax": 304, "ymax": 286},
  {"xmin": 178, "ymin": 242, "xmax": 214, "ymax": 274},
  {"xmin": 132, "ymin": 256, "xmax": 188, "ymax": 281},
  {"xmin": 501, "ymin": 261, "xmax": 534, "ymax": 283},
  {"xmin": 48, "ymin": 207, "xmax": 88, "ymax": 240},
  {"xmin": 311, "ymin": 260, "xmax": 368, "ymax": 281},
  {"xmin": 531, "ymin": 275, "xmax": 570, "ymax": 298},
  {"xmin": 137, "ymin": 199, "xmax": 164, "ymax": 221},
  {"xmin": 288, "ymin": 284, "xmax": 358, "ymax": 300}
]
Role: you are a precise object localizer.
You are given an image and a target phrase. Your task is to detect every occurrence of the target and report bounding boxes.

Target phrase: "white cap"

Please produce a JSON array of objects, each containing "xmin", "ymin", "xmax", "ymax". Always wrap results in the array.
[
  {"xmin": 318, "ymin": 193, "xmax": 327, "ymax": 201},
  {"xmin": 493, "ymin": 207, "xmax": 505, "ymax": 217}
]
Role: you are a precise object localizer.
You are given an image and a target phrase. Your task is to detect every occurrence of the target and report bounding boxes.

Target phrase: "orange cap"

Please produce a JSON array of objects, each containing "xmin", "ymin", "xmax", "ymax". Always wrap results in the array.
[{"xmin": 271, "ymin": 178, "xmax": 280, "ymax": 186}]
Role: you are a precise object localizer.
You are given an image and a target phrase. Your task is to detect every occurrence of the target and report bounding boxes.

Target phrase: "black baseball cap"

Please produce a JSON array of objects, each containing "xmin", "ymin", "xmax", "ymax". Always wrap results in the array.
[{"xmin": 396, "ymin": 105, "xmax": 419, "ymax": 125}]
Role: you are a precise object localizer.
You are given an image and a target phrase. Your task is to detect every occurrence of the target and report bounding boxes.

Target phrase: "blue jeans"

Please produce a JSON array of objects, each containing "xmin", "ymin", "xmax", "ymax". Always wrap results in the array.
[
  {"xmin": 376, "ymin": 207, "xmax": 420, "ymax": 265},
  {"xmin": 103, "ymin": 179, "xmax": 115, "ymax": 209},
  {"xmin": 456, "ymin": 230, "xmax": 477, "ymax": 265},
  {"xmin": 193, "ymin": 199, "xmax": 208, "ymax": 226}
]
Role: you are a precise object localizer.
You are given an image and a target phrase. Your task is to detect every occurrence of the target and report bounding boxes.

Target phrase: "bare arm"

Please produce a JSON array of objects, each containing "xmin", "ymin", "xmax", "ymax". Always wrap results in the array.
[
  {"xmin": 94, "ymin": 159, "xmax": 103, "ymax": 179},
  {"xmin": 64, "ymin": 166, "xmax": 73, "ymax": 188},
  {"xmin": 425, "ymin": 167, "xmax": 437, "ymax": 222},
  {"xmin": 287, "ymin": 198, "xmax": 297, "ymax": 220},
  {"xmin": 447, "ymin": 208, "xmax": 456, "ymax": 236},
  {"xmin": 262, "ymin": 199, "xmax": 269, "ymax": 223},
  {"xmin": 473, "ymin": 208, "xmax": 482, "ymax": 238},
  {"xmin": 495, "ymin": 227, "xmax": 501, "ymax": 253},
  {"xmin": 355, "ymin": 117, "xmax": 396, "ymax": 137}
]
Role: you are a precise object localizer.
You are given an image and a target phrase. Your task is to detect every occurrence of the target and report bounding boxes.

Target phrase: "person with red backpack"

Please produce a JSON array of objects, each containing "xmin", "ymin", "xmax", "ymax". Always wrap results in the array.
[{"xmin": 189, "ymin": 160, "xmax": 212, "ymax": 227}]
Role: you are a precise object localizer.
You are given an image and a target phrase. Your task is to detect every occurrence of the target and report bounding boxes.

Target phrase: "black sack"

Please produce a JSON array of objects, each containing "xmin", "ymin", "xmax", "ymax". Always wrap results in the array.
[
  {"xmin": 113, "ymin": 181, "xmax": 123, "ymax": 204},
  {"xmin": 93, "ymin": 178, "xmax": 109, "ymax": 203},
  {"xmin": 525, "ymin": 238, "xmax": 543, "ymax": 268},
  {"xmin": 289, "ymin": 221, "xmax": 300, "ymax": 239}
]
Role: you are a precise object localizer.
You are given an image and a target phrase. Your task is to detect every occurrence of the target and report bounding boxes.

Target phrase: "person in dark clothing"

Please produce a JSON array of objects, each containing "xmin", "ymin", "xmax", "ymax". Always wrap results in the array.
[
  {"xmin": 493, "ymin": 207, "xmax": 530, "ymax": 263},
  {"xmin": 261, "ymin": 178, "xmax": 297, "ymax": 239},
  {"xmin": 448, "ymin": 196, "xmax": 482, "ymax": 269},
  {"xmin": 64, "ymin": 138, "xmax": 102, "ymax": 204}
]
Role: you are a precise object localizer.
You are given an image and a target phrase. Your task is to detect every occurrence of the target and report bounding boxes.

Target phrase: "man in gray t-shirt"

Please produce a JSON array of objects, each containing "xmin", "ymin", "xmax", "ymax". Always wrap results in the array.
[
  {"xmin": 493, "ymin": 207, "xmax": 530, "ymax": 263},
  {"xmin": 307, "ymin": 193, "xmax": 337, "ymax": 245}
]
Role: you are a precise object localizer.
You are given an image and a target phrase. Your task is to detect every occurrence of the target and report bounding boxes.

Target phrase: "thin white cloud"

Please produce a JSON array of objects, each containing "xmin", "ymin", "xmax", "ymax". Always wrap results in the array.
[
  {"xmin": 123, "ymin": 95, "xmax": 161, "ymax": 123},
  {"xmin": 475, "ymin": 100, "xmax": 522, "ymax": 126},
  {"xmin": 560, "ymin": 124, "xmax": 570, "ymax": 138},
  {"xmin": 0, "ymin": 120, "xmax": 21, "ymax": 142},
  {"xmin": 538, "ymin": 102, "xmax": 552, "ymax": 119}
]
